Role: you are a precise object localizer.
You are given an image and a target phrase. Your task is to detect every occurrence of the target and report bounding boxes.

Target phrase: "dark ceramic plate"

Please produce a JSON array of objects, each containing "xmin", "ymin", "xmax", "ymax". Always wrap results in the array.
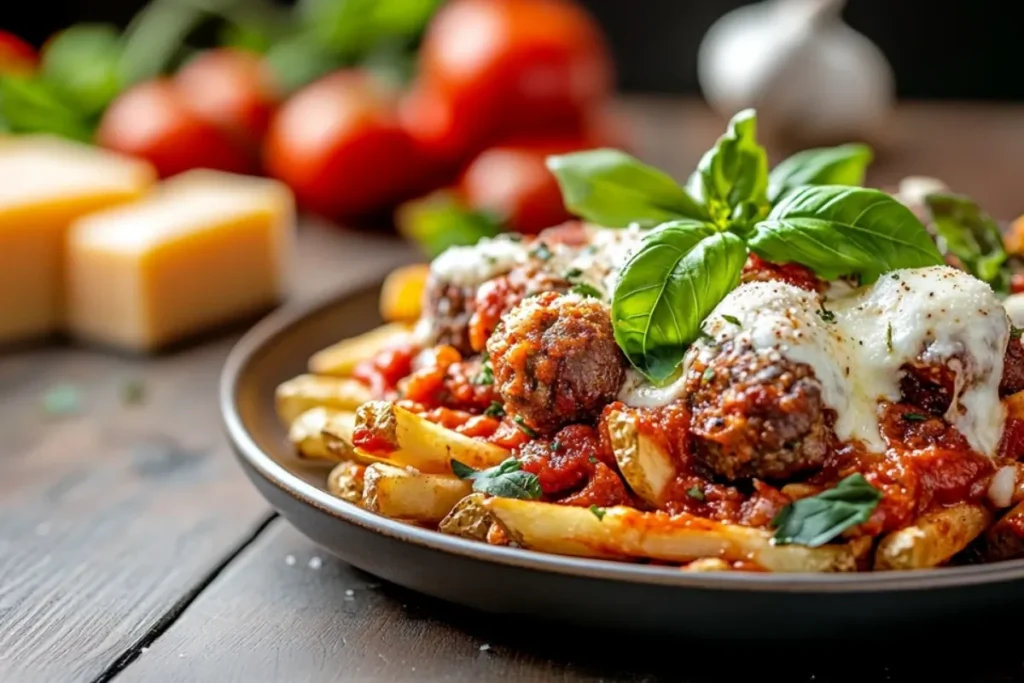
[{"xmin": 221, "ymin": 277, "xmax": 1024, "ymax": 641}]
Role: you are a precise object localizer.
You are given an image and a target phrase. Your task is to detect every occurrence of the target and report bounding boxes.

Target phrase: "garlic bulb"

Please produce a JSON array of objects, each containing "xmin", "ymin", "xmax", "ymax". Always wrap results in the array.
[{"xmin": 697, "ymin": 0, "xmax": 895, "ymax": 146}]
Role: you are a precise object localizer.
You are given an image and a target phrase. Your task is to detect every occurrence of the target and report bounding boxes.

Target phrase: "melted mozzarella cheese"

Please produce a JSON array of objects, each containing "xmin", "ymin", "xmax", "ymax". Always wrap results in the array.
[
  {"xmin": 623, "ymin": 266, "xmax": 1009, "ymax": 457},
  {"xmin": 429, "ymin": 235, "xmax": 531, "ymax": 287}
]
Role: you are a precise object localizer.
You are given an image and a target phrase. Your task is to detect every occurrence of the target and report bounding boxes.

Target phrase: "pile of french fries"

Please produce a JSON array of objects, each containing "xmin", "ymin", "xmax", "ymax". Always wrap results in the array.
[{"xmin": 274, "ymin": 262, "xmax": 1024, "ymax": 573}]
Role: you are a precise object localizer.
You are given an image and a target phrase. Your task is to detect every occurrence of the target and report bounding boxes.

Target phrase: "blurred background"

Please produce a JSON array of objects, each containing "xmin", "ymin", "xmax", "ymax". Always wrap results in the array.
[{"xmin": 4, "ymin": 0, "xmax": 1021, "ymax": 99}]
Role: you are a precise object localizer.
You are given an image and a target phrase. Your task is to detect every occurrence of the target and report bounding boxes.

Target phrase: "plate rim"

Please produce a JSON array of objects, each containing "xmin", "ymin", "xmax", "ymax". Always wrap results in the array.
[{"xmin": 220, "ymin": 278, "xmax": 1024, "ymax": 594}]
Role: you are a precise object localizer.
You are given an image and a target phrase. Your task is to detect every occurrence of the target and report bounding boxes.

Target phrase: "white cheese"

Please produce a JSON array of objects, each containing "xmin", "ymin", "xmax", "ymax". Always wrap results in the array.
[
  {"xmin": 618, "ymin": 368, "xmax": 688, "ymax": 408},
  {"xmin": 623, "ymin": 265, "xmax": 1009, "ymax": 457},
  {"xmin": 429, "ymin": 235, "xmax": 530, "ymax": 287},
  {"xmin": 1004, "ymin": 293, "xmax": 1024, "ymax": 328}
]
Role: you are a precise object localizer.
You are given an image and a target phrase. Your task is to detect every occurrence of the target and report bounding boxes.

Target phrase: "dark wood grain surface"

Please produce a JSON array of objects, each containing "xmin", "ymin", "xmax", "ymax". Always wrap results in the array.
[{"xmin": 2, "ymin": 99, "xmax": 1024, "ymax": 683}]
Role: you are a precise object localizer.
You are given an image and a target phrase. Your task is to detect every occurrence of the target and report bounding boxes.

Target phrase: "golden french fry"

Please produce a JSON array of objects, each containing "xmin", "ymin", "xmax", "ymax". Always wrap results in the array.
[
  {"xmin": 604, "ymin": 408, "xmax": 676, "ymax": 506},
  {"xmin": 308, "ymin": 322, "xmax": 412, "ymax": 377},
  {"xmin": 275, "ymin": 374, "xmax": 373, "ymax": 426},
  {"xmin": 683, "ymin": 558, "xmax": 733, "ymax": 572},
  {"xmin": 327, "ymin": 461, "xmax": 366, "ymax": 504},
  {"xmin": 982, "ymin": 500, "xmax": 1024, "ymax": 562},
  {"xmin": 362, "ymin": 462, "xmax": 472, "ymax": 524},
  {"xmin": 1004, "ymin": 216, "xmax": 1024, "ymax": 256},
  {"xmin": 438, "ymin": 493, "xmax": 493, "ymax": 541},
  {"xmin": 379, "ymin": 263, "xmax": 430, "ymax": 323},
  {"xmin": 355, "ymin": 400, "xmax": 509, "ymax": 474},
  {"xmin": 874, "ymin": 503, "xmax": 991, "ymax": 570},
  {"xmin": 288, "ymin": 407, "xmax": 346, "ymax": 460},
  {"xmin": 484, "ymin": 498, "xmax": 864, "ymax": 572},
  {"xmin": 319, "ymin": 409, "xmax": 357, "ymax": 459}
]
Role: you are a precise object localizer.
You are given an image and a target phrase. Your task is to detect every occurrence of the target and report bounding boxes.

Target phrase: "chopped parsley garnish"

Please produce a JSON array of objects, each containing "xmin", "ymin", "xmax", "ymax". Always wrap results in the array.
[
  {"xmin": 687, "ymin": 486, "xmax": 705, "ymax": 501},
  {"xmin": 701, "ymin": 367, "xmax": 715, "ymax": 383},
  {"xmin": 451, "ymin": 457, "xmax": 542, "ymax": 500},
  {"xmin": 473, "ymin": 358, "xmax": 494, "ymax": 386},
  {"xmin": 589, "ymin": 505, "xmax": 606, "ymax": 520},
  {"xmin": 571, "ymin": 283, "xmax": 602, "ymax": 298},
  {"xmin": 697, "ymin": 329, "xmax": 715, "ymax": 343},
  {"xmin": 550, "ymin": 440, "xmax": 562, "ymax": 452},
  {"xmin": 532, "ymin": 241, "xmax": 553, "ymax": 261},
  {"xmin": 484, "ymin": 401, "xmax": 505, "ymax": 418},
  {"xmin": 817, "ymin": 306, "xmax": 836, "ymax": 324},
  {"xmin": 902, "ymin": 412, "xmax": 928, "ymax": 422},
  {"xmin": 564, "ymin": 267, "xmax": 584, "ymax": 279},
  {"xmin": 721, "ymin": 314, "xmax": 741, "ymax": 326},
  {"xmin": 886, "ymin": 323, "xmax": 894, "ymax": 353},
  {"xmin": 1013, "ymin": 326, "xmax": 1023, "ymax": 340},
  {"xmin": 513, "ymin": 415, "xmax": 538, "ymax": 437},
  {"xmin": 588, "ymin": 454, "xmax": 597, "ymax": 464}
]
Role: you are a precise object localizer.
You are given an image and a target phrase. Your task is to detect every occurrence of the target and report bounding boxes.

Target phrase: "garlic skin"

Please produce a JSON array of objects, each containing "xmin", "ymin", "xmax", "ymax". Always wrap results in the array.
[{"xmin": 697, "ymin": 0, "xmax": 895, "ymax": 146}]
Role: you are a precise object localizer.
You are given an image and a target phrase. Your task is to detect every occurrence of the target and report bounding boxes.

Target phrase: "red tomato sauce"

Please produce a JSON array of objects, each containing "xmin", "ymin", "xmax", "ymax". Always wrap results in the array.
[
  {"xmin": 352, "ymin": 342, "xmax": 417, "ymax": 397},
  {"xmin": 515, "ymin": 424, "xmax": 630, "ymax": 507}
]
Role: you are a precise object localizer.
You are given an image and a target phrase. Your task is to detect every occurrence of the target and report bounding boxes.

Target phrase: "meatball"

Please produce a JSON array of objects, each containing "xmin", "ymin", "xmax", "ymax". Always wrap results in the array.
[
  {"xmin": 899, "ymin": 361, "xmax": 958, "ymax": 416},
  {"xmin": 422, "ymin": 278, "xmax": 476, "ymax": 356},
  {"xmin": 686, "ymin": 342, "xmax": 830, "ymax": 481},
  {"xmin": 486, "ymin": 292, "xmax": 626, "ymax": 436},
  {"xmin": 1001, "ymin": 336, "xmax": 1024, "ymax": 396},
  {"xmin": 468, "ymin": 266, "xmax": 569, "ymax": 352}
]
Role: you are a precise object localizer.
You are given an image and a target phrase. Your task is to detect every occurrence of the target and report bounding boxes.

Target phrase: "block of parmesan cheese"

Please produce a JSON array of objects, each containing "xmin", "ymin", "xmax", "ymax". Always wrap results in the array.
[
  {"xmin": 0, "ymin": 135, "xmax": 156, "ymax": 344},
  {"xmin": 67, "ymin": 169, "xmax": 296, "ymax": 352}
]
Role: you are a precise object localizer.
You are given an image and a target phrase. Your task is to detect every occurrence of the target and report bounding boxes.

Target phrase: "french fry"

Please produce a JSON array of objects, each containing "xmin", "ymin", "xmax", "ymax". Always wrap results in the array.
[
  {"xmin": 438, "ymin": 493, "xmax": 493, "ymax": 541},
  {"xmin": 308, "ymin": 322, "xmax": 413, "ymax": 377},
  {"xmin": 981, "ymin": 500, "xmax": 1024, "ymax": 562},
  {"xmin": 484, "ymin": 498, "xmax": 865, "ymax": 572},
  {"xmin": 288, "ymin": 407, "xmax": 346, "ymax": 461},
  {"xmin": 355, "ymin": 400, "xmax": 509, "ymax": 474},
  {"xmin": 604, "ymin": 408, "xmax": 676, "ymax": 506},
  {"xmin": 874, "ymin": 503, "xmax": 991, "ymax": 570},
  {"xmin": 362, "ymin": 462, "xmax": 472, "ymax": 524},
  {"xmin": 319, "ymin": 409, "xmax": 357, "ymax": 459},
  {"xmin": 379, "ymin": 264, "xmax": 429, "ymax": 323},
  {"xmin": 327, "ymin": 461, "xmax": 366, "ymax": 504},
  {"xmin": 275, "ymin": 374, "xmax": 373, "ymax": 425},
  {"xmin": 684, "ymin": 558, "xmax": 733, "ymax": 572}
]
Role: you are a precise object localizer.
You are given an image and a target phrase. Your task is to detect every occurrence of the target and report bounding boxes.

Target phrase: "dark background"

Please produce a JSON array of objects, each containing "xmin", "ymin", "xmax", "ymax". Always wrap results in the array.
[{"xmin": 3, "ymin": 0, "xmax": 1019, "ymax": 99}]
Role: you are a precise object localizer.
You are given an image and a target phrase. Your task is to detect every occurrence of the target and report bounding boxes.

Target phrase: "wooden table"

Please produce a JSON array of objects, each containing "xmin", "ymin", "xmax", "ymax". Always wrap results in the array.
[{"xmin": 3, "ymin": 99, "xmax": 1024, "ymax": 683}]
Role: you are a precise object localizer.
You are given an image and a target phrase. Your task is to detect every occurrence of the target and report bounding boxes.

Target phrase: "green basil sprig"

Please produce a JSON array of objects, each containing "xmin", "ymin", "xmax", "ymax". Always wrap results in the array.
[
  {"xmin": 922, "ymin": 192, "xmax": 1009, "ymax": 292},
  {"xmin": 767, "ymin": 143, "xmax": 873, "ymax": 204},
  {"xmin": 546, "ymin": 148, "xmax": 709, "ymax": 228},
  {"xmin": 548, "ymin": 109, "xmax": 945, "ymax": 383},
  {"xmin": 612, "ymin": 223, "xmax": 746, "ymax": 382},
  {"xmin": 451, "ymin": 457, "xmax": 542, "ymax": 500},
  {"xmin": 749, "ymin": 185, "xmax": 945, "ymax": 283},
  {"xmin": 771, "ymin": 474, "xmax": 882, "ymax": 547},
  {"xmin": 686, "ymin": 108, "xmax": 769, "ymax": 228}
]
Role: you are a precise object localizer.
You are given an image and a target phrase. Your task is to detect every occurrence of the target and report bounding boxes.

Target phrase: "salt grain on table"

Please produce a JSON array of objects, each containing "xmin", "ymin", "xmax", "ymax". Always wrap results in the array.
[
  {"xmin": 284, "ymin": 555, "xmax": 296, "ymax": 566},
  {"xmin": 479, "ymin": 644, "xmax": 491, "ymax": 652},
  {"xmin": 308, "ymin": 556, "xmax": 323, "ymax": 570}
]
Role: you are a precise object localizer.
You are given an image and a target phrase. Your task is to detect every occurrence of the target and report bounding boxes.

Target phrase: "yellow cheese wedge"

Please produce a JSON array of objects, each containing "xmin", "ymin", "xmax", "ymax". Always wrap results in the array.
[
  {"xmin": 0, "ymin": 135, "xmax": 156, "ymax": 344},
  {"xmin": 67, "ymin": 169, "xmax": 296, "ymax": 352}
]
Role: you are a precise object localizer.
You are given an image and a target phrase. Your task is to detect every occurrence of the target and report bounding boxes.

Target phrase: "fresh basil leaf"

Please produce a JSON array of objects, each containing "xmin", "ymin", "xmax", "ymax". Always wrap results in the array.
[
  {"xmin": 395, "ymin": 191, "xmax": 503, "ymax": 258},
  {"xmin": 923, "ymin": 192, "xmax": 1008, "ymax": 291},
  {"xmin": 612, "ymin": 221, "xmax": 747, "ymax": 383},
  {"xmin": 546, "ymin": 149, "xmax": 708, "ymax": 228},
  {"xmin": 40, "ymin": 24, "xmax": 124, "ymax": 117},
  {"xmin": 748, "ymin": 185, "xmax": 944, "ymax": 283},
  {"xmin": 687, "ymin": 109, "xmax": 769, "ymax": 226},
  {"xmin": 767, "ymin": 143, "xmax": 873, "ymax": 204},
  {"xmin": 450, "ymin": 457, "xmax": 542, "ymax": 500},
  {"xmin": 0, "ymin": 75, "xmax": 94, "ymax": 142},
  {"xmin": 772, "ymin": 473, "xmax": 881, "ymax": 547}
]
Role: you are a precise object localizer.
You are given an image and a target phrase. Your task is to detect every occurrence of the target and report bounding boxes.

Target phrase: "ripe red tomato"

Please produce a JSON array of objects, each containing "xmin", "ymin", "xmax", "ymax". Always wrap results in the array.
[
  {"xmin": 173, "ymin": 48, "xmax": 278, "ymax": 150},
  {"xmin": 263, "ymin": 70, "xmax": 428, "ymax": 220},
  {"xmin": 0, "ymin": 31, "xmax": 36, "ymax": 75},
  {"xmin": 457, "ymin": 137, "xmax": 597, "ymax": 235},
  {"xmin": 97, "ymin": 79, "xmax": 254, "ymax": 178},
  {"xmin": 414, "ymin": 0, "xmax": 613, "ymax": 164}
]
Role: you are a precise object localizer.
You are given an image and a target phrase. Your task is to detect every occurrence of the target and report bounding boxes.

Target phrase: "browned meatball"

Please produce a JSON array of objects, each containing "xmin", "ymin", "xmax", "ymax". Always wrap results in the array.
[
  {"xmin": 1001, "ymin": 336, "xmax": 1024, "ymax": 397},
  {"xmin": 422, "ymin": 278, "xmax": 476, "ymax": 356},
  {"xmin": 899, "ymin": 361, "xmax": 959, "ymax": 416},
  {"xmin": 486, "ymin": 291, "xmax": 626, "ymax": 436},
  {"xmin": 686, "ymin": 342, "xmax": 830, "ymax": 481}
]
